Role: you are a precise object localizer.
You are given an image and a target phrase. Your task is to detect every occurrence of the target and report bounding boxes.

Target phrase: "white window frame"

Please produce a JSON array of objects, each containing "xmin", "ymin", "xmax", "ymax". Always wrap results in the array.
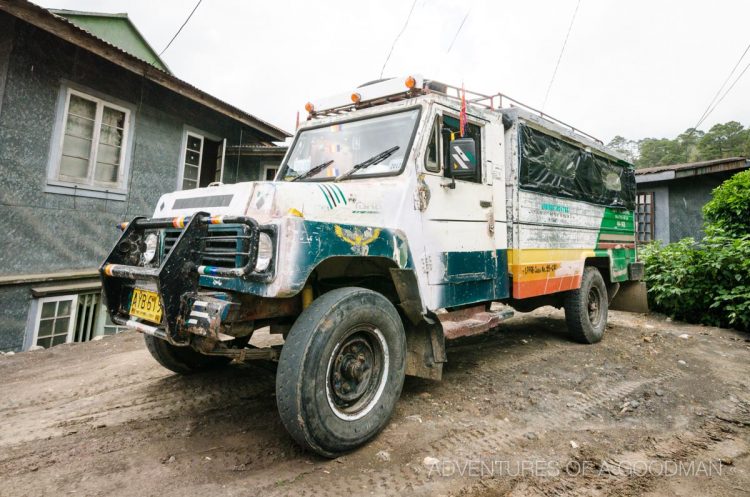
[
  {"xmin": 181, "ymin": 131, "xmax": 204, "ymax": 190},
  {"xmin": 49, "ymin": 88, "xmax": 131, "ymax": 191},
  {"xmin": 31, "ymin": 294, "xmax": 79, "ymax": 348},
  {"xmin": 262, "ymin": 163, "xmax": 279, "ymax": 181}
]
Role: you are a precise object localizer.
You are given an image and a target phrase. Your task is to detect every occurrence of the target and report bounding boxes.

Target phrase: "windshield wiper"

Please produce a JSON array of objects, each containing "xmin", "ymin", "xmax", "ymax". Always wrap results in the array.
[
  {"xmin": 288, "ymin": 160, "xmax": 335, "ymax": 182},
  {"xmin": 334, "ymin": 146, "xmax": 400, "ymax": 182}
]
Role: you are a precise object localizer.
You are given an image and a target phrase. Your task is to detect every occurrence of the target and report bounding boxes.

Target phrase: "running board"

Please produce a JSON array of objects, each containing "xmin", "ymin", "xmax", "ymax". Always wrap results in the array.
[{"xmin": 438, "ymin": 304, "xmax": 515, "ymax": 340}]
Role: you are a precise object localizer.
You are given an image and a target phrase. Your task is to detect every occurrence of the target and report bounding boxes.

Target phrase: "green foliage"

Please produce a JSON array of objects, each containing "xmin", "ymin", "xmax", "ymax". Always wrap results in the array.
[
  {"xmin": 614, "ymin": 120, "xmax": 750, "ymax": 169},
  {"xmin": 702, "ymin": 169, "xmax": 750, "ymax": 236},
  {"xmin": 641, "ymin": 232, "xmax": 750, "ymax": 331}
]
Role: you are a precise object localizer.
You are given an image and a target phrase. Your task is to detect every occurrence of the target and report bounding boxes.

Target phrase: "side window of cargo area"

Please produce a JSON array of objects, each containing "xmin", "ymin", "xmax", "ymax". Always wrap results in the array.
[{"xmin": 425, "ymin": 115, "xmax": 483, "ymax": 183}]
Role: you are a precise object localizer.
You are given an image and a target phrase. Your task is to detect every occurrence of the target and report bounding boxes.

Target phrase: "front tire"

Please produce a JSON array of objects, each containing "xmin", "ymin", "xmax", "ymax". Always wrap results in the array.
[
  {"xmin": 143, "ymin": 334, "xmax": 230, "ymax": 374},
  {"xmin": 564, "ymin": 266, "xmax": 608, "ymax": 344},
  {"xmin": 276, "ymin": 287, "xmax": 406, "ymax": 457}
]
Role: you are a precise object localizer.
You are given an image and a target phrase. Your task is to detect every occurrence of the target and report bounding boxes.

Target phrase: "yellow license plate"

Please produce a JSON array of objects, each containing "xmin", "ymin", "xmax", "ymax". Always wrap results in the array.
[{"xmin": 130, "ymin": 288, "xmax": 163, "ymax": 324}]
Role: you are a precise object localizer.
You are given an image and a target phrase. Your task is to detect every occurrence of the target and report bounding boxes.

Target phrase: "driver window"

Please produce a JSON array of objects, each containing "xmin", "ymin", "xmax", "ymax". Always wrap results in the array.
[
  {"xmin": 424, "ymin": 118, "xmax": 441, "ymax": 172},
  {"xmin": 441, "ymin": 115, "xmax": 483, "ymax": 183}
]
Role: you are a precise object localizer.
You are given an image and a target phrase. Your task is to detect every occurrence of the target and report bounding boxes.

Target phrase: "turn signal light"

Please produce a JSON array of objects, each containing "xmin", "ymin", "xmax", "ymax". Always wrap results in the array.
[
  {"xmin": 351, "ymin": 92, "xmax": 361, "ymax": 103},
  {"xmin": 405, "ymin": 75, "xmax": 416, "ymax": 89},
  {"xmin": 304, "ymin": 102, "xmax": 314, "ymax": 113}
]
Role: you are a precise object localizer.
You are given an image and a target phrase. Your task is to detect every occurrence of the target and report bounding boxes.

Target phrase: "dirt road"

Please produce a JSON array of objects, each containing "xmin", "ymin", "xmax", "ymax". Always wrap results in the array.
[{"xmin": 1, "ymin": 309, "xmax": 748, "ymax": 497}]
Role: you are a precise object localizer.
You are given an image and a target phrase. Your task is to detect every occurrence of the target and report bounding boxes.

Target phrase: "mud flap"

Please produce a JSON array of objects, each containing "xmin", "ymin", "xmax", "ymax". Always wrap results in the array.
[
  {"xmin": 610, "ymin": 281, "xmax": 649, "ymax": 313},
  {"xmin": 405, "ymin": 320, "xmax": 446, "ymax": 381}
]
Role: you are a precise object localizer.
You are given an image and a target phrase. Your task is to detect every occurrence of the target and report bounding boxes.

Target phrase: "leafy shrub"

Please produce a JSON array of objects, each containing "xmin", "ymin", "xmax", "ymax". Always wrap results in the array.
[
  {"xmin": 703, "ymin": 169, "xmax": 750, "ymax": 236},
  {"xmin": 641, "ymin": 231, "xmax": 750, "ymax": 331}
]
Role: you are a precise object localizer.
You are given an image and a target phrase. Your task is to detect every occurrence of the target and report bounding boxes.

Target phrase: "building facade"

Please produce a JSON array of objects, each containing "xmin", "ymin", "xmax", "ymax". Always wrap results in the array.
[
  {"xmin": 0, "ymin": 2, "xmax": 289, "ymax": 351},
  {"xmin": 635, "ymin": 157, "xmax": 749, "ymax": 244}
]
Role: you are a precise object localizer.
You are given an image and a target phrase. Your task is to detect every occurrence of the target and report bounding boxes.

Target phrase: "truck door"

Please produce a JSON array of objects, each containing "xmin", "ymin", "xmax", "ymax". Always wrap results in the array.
[{"xmin": 417, "ymin": 108, "xmax": 499, "ymax": 310}]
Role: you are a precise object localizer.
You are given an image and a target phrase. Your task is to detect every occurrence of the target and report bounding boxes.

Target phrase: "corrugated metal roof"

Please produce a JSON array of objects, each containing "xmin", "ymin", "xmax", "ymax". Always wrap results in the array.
[
  {"xmin": 636, "ymin": 157, "xmax": 748, "ymax": 175},
  {"xmin": 0, "ymin": 0, "xmax": 290, "ymax": 141}
]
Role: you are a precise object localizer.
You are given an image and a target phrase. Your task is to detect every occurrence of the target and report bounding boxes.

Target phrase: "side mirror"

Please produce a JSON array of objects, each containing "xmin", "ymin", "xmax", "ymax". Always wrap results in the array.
[{"xmin": 447, "ymin": 138, "xmax": 478, "ymax": 180}]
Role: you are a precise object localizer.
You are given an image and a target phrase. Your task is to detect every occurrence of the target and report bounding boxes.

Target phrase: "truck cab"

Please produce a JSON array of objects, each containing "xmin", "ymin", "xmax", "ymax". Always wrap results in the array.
[{"xmin": 100, "ymin": 75, "xmax": 644, "ymax": 457}]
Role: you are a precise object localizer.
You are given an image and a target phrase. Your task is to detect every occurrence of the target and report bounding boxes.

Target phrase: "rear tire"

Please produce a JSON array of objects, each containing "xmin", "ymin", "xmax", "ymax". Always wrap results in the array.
[
  {"xmin": 276, "ymin": 287, "xmax": 406, "ymax": 458},
  {"xmin": 143, "ymin": 334, "xmax": 230, "ymax": 374},
  {"xmin": 564, "ymin": 266, "xmax": 608, "ymax": 344}
]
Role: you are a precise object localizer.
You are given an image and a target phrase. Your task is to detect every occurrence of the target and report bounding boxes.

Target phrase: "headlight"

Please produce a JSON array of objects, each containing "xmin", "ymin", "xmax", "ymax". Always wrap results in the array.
[
  {"xmin": 255, "ymin": 232, "xmax": 273, "ymax": 272},
  {"xmin": 143, "ymin": 233, "xmax": 158, "ymax": 263}
]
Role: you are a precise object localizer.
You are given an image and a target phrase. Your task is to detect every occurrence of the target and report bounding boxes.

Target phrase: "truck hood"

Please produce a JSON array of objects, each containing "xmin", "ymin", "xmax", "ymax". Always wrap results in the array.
[{"xmin": 153, "ymin": 178, "xmax": 408, "ymax": 227}]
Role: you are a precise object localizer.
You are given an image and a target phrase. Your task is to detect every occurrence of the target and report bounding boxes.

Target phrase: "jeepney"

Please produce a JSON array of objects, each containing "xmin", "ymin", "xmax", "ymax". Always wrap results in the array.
[{"xmin": 100, "ymin": 75, "xmax": 645, "ymax": 457}]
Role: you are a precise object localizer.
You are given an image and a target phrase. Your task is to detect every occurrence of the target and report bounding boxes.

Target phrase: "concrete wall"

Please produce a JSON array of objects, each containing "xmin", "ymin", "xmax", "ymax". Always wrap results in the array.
[
  {"xmin": 0, "ymin": 16, "xmax": 273, "ymax": 351},
  {"xmin": 667, "ymin": 172, "xmax": 735, "ymax": 242}
]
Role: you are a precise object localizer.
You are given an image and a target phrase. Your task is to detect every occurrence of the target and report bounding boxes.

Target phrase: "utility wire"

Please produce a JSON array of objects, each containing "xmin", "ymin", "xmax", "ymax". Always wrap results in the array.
[
  {"xmin": 695, "ymin": 60, "xmax": 750, "ymax": 131},
  {"xmin": 379, "ymin": 0, "xmax": 418, "ymax": 78},
  {"xmin": 541, "ymin": 0, "xmax": 581, "ymax": 111},
  {"xmin": 446, "ymin": 6, "xmax": 472, "ymax": 54},
  {"xmin": 692, "ymin": 41, "xmax": 750, "ymax": 131},
  {"xmin": 159, "ymin": 0, "xmax": 203, "ymax": 56}
]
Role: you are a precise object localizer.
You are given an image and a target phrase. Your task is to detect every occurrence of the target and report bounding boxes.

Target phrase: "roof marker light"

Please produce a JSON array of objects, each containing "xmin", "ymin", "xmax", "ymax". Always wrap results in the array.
[
  {"xmin": 351, "ymin": 92, "xmax": 361, "ymax": 103},
  {"xmin": 405, "ymin": 76, "xmax": 416, "ymax": 89},
  {"xmin": 304, "ymin": 102, "xmax": 314, "ymax": 113}
]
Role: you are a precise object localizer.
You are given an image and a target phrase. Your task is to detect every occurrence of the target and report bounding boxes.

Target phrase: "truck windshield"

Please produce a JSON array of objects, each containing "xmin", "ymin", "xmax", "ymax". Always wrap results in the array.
[{"xmin": 281, "ymin": 108, "xmax": 420, "ymax": 181}]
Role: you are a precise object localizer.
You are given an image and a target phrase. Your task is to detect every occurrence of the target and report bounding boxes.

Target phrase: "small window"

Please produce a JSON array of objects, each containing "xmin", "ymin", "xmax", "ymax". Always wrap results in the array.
[
  {"xmin": 636, "ymin": 192, "xmax": 655, "ymax": 242},
  {"xmin": 33, "ymin": 295, "xmax": 77, "ymax": 348},
  {"xmin": 55, "ymin": 89, "xmax": 130, "ymax": 189},
  {"xmin": 424, "ymin": 118, "xmax": 441, "ymax": 172},
  {"xmin": 263, "ymin": 164, "xmax": 278, "ymax": 181},
  {"xmin": 182, "ymin": 132, "xmax": 204, "ymax": 189}
]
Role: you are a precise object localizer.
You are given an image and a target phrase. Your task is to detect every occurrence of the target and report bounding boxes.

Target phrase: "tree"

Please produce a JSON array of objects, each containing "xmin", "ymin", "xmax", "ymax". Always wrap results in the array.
[
  {"xmin": 606, "ymin": 135, "xmax": 638, "ymax": 162},
  {"xmin": 703, "ymin": 169, "xmax": 750, "ymax": 236},
  {"xmin": 697, "ymin": 121, "xmax": 748, "ymax": 159}
]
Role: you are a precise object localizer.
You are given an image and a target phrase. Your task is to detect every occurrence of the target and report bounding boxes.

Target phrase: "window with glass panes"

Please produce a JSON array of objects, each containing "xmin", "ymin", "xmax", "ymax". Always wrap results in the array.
[
  {"xmin": 58, "ymin": 90, "xmax": 129, "ymax": 188},
  {"xmin": 34, "ymin": 296, "xmax": 76, "ymax": 348},
  {"xmin": 182, "ymin": 133, "xmax": 204, "ymax": 189},
  {"xmin": 636, "ymin": 192, "xmax": 655, "ymax": 242}
]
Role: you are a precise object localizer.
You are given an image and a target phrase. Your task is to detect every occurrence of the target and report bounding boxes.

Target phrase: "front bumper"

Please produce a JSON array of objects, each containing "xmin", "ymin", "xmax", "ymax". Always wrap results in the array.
[{"xmin": 99, "ymin": 212, "xmax": 271, "ymax": 345}]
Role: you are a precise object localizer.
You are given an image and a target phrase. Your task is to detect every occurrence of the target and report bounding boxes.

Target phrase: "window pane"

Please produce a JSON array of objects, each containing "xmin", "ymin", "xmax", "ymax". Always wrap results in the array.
[
  {"xmin": 96, "ymin": 143, "xmax": 121, "ymax": 165},
  {"xmin": 187, "ymin": 135, "xmax": 202, "ymax": 151},
  {"xmin": 52, "ymin": 334, "xmax": 68, "ymax": 346},
  {"xmin": 99, "ymin": 125, "xmax": 123, "ymax": 147},
  {"xmin": 38, "ymin": 319, "xmax": 53, "ymax": 337},
  {"xmin": 65, "ymin": 114, "xmax": 95, "ymax": 140},
  {"xmin": 185, "ymin": 150, "xmax": 200, "ymax": 166},
  {"xmin": 183, "ymin": 164, "xmax": 198, "ymax": 180},
  {"xmin": 58, "ymin": 300, "xmax": 72, "ymax": 316},
  {"xmin": 37, "ymin": 337, "xmax": 52, "ymax": 348},
  {"xmin": 41, "ymin": 301, "xmax": 57, "ymax": 319},
  {"xmin": 62, "ymin": 133, "xmax": 93, "ymax": 160},
  {"xmin": 54, "ymin": 317, "xmax": 70, "ymax": 334},
  {"xmin": 95, "ymin": 161, "xmax": 119, "ymax": 183},
  {"xmin": 182, "ymin": 178, "xmax": 197, "ymax": 189},
  {"xmin": 59, "ymin": 156, "xmax": 89, "ymax": 179},
  {"xmin": 102, "ymin": 107, "xmax": 125, "ymax": 129},
  {"xmin": 69, "ymin": 95, "xmax": 96, "ymax": 119}
]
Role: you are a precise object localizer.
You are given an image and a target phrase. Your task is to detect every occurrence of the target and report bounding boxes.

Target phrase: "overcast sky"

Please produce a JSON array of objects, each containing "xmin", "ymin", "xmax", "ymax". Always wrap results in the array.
[{"xmin": 38, "ymin": 0, "xmax": 750, "ymax": 143}]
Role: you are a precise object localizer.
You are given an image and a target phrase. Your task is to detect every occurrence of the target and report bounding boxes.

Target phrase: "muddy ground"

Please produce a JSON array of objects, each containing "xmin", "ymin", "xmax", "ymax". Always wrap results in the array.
[{"xmin": 1, "ymin": 309, "xmax": 749, "ymax": 497}]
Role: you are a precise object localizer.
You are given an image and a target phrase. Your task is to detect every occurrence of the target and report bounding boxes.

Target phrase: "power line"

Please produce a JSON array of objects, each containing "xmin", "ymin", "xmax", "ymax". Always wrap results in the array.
[
  {"xmin": 446, "ymin": 7, "xmax": 472, "ymax": 54},
  {"xmin": 695, "ymin": 60, "xmax": 750, "ymax": 131},
  {"xmin": 541, "ymin": 0, "xmax": 581, "ymax": 111},
  {"xmin": 692, "ymin": 42, "xmax": 750, "ymax": 131},
  {"xmin": 159, "ymin": 0, "xmax": 204, "ymax": 56},
  {"xmin": 379, "ymin": 0, "xmax": 418, "ymax": 79}
]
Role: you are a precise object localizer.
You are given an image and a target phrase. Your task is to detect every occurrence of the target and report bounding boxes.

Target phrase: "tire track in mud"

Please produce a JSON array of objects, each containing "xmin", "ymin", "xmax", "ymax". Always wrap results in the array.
[
  {"xmin": 0, "ymin": 365, "xmax": 276, "ymax": 446},
  {"xmin": 261, "ymin": 358, "xmax": 685, "ymax": 497}
]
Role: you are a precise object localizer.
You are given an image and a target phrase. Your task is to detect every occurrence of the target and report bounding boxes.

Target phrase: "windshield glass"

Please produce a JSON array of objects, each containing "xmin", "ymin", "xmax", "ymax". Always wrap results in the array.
[{"xmin": 281, "ymin": 108, "xmax": 420, "ymax": 181}]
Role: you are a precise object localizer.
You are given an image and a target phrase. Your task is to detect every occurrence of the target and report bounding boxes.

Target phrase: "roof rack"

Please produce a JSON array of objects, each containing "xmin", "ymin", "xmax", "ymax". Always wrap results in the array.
[{"xmin": 424, "ymin": 80, "xmax": 603, "ymax": 145}]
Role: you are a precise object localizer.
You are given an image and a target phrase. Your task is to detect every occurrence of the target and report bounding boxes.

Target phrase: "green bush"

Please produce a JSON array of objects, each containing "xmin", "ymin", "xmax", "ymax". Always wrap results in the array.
[
  {"xmin": 703, "ymin": 169, "xmax": 750, "ymax": 237},
  {"xmin": 641, "ymin": 231, "xmax": 750, "ymax": 331}
]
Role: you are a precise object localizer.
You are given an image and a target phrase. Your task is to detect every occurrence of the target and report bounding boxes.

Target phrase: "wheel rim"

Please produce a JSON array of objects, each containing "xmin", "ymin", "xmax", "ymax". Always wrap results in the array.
[
  {"xmin": 587, "ymin": 286, "xmax": 603, "ymax": 327},
  {"xmin": 326, "ymin": 325, "xmax": 389, "ymax": 421}
]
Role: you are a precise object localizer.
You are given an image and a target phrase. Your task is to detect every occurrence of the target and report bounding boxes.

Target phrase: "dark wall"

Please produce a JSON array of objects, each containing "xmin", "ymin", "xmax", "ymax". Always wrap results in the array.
[
  {"xmin": 667, "ymin": 171, "xmax": 737, "ymax": 242},
  {"xmin": 0, "ymin": 16, "xmax": 266, "ymax": 278}
]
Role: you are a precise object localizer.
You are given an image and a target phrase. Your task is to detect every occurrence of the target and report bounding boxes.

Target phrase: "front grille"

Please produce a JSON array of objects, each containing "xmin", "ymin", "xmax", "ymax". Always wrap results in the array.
[{"xmin": 162, "ymin": 225, "xmax": 251, "ymax": 269}]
